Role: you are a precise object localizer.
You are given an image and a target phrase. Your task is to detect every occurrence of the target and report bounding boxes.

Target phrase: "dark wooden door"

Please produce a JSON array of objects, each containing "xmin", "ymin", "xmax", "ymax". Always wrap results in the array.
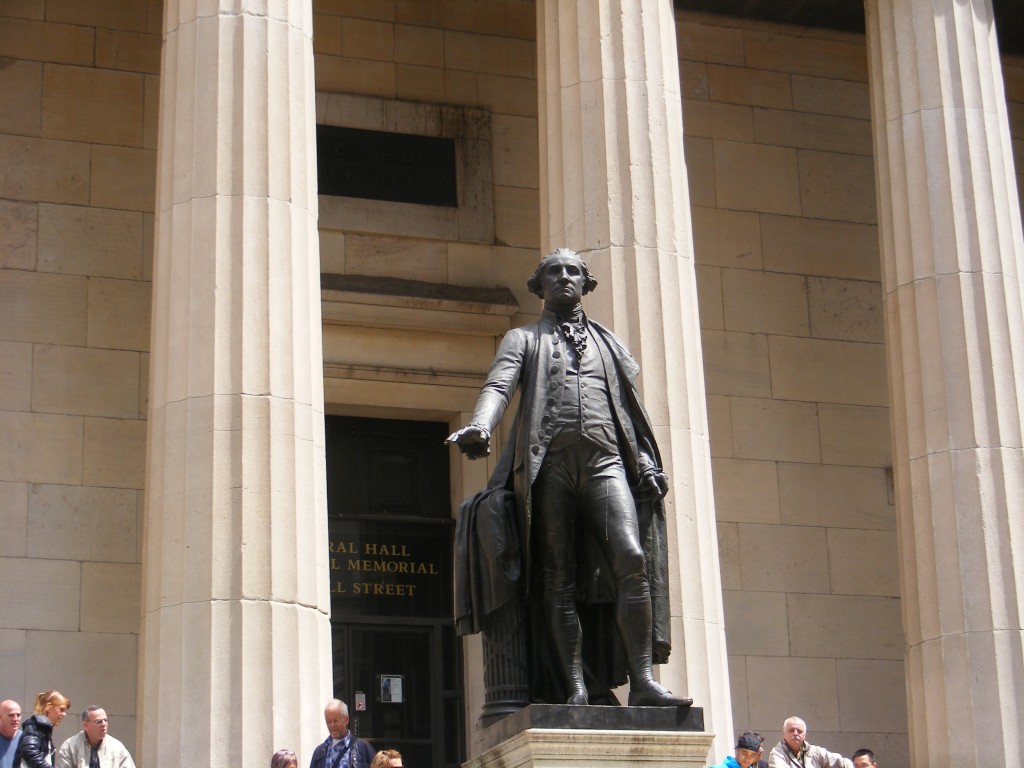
[{"xmin": 325, "ymin": 416, "xmax": 463, "ymax": 768}]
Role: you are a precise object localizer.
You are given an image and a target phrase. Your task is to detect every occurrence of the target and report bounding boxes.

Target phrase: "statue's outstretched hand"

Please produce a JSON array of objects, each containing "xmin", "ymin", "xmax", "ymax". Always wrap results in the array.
[
  {"xmin": 638, "ymin": 470, "xmax": 669, "ymax": 500},
  {"xmin": 445, "ymin": 425, "xmax": 491, "ymax": 459}
]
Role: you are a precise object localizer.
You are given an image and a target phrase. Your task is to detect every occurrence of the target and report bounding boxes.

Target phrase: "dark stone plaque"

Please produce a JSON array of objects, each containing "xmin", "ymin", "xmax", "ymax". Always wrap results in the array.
[{"xmin": 328, "ymin": 518, "xmax": 452, "ymax": 619}]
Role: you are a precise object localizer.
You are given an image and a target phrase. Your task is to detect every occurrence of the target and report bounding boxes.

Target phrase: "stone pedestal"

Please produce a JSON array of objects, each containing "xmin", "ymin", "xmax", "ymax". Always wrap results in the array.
[{"xmin": 467, "ymin": 704, "xmax": 711, "ymax": 768}]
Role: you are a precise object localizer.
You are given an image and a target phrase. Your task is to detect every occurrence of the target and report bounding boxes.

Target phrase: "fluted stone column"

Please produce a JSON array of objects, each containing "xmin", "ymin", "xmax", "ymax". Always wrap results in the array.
[
  {"xmin": 537, "ymin": 0, "xmax": 732, "ymax": 758},
  {"xmin": 865, "ymin": 1, "xmax": 1024, "ymax": 763},
  {"xmin": 141, "ymin": 3, "xmax": 332, "ymax": 766}
]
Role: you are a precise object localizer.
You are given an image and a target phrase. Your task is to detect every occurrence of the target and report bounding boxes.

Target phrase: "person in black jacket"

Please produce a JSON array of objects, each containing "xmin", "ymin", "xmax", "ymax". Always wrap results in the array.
[
  {"xmin": 14, "ymin": 690, "xmax": 69, "ymax": 768},
  {"xmin": 308, "ymin": 700, "xmax": 374, "ymax": 768}
]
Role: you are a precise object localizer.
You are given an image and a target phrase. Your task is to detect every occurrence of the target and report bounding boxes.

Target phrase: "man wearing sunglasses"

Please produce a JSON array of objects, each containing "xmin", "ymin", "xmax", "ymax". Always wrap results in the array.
[{"xmin": 56, "ymin": 706, "xmax": 135, "ymax": 768}]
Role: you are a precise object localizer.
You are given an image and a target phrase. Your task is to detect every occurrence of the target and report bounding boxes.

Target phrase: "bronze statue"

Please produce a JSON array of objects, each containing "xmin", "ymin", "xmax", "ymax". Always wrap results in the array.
[{"xmin": 449, "ymin": 248, "xmax": 689, "ymax": 708}]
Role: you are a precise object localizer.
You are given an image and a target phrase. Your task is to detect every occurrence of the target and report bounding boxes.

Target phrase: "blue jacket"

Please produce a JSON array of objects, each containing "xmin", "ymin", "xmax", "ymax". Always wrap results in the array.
[
  {"xmin": 308, "ymin": 735, "xmax": 375, "ymax": 768},
  {"xmin": 708, "ymin": 757, "xmax": 741, "ymax": 768}
]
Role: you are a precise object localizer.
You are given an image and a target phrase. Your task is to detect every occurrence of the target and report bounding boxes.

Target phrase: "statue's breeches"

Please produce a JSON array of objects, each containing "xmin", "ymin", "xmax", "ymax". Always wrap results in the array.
[{"xmin": 531, "ymin": 438, "xmax": 649, "ymax": 602}]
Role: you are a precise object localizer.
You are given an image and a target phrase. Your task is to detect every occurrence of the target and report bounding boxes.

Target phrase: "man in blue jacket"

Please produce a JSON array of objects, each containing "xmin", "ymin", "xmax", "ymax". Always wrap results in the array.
[
  {"xmin": 309, "ymin": 700, "xmax": 375, "ymax": 768},
  {"xmin": 0, "ymin": 701, "xmax": 22, "ymax": 768}
]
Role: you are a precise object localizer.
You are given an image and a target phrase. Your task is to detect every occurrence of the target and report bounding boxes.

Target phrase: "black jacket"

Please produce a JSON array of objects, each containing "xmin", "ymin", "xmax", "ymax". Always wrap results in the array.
[{"xmin": 13, "ymin": 714, "xmax": 54, "ymax": 768}]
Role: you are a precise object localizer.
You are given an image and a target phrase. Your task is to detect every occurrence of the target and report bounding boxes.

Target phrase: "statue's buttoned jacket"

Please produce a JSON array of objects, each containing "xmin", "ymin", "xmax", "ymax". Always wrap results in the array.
[
  {"xmin": 457, "ymin": 309, "xmax": 674, "ymax": 673},
  {"xmin": 471, "ymin": 311, "xmax": 662, "ymax": 585}
]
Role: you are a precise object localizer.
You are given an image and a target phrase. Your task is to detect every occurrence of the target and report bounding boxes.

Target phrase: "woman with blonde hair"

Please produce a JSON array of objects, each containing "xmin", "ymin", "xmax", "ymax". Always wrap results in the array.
[
  {"xmin": 14, "ymin": 690, "xmax": 69, "ymax": 767},
  {"xmin": 270, "ymin": 749, "xmax": 298, "ymax": 768},
  {"xmin": 369, "ymin": 749, "xmax": 403, "ymax": 768}
]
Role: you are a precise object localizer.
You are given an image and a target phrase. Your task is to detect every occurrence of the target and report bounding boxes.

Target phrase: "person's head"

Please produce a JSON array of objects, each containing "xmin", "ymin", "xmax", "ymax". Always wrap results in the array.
[
  {"xmin": 324, "ymin": 699, "xmax": 349, "ymax": 740},
  {"xmin": 270, "ymin": 748, "xmax": 298, "ymax": 768},
  {"xmin": 526, "ymin": 248, "xmax": 598, "ymax": 309},
  {"xmin": 852, "ymin": 748, "xmax": 877, "ymax": 768},
  {"xmin": 0, "ymin": 700, "xmax": 21, "ymax": 738},
  {"xmin": 34, "ymin": 691, "xmax": 70, "ymax": 727},
  {"xmin": 782, "ymin": 716, "xmax": 807, "ymax": 754},
  {"xmin": 370, "ymin": 749, "xmax": 403, "ymax": 768},
  {"xmin": 81, "ymin": 707, "xmax": 108, "ymax": 747},
  {"xmin": 733, "ymin": 731, "xmax": 764, "ymax": 768}
]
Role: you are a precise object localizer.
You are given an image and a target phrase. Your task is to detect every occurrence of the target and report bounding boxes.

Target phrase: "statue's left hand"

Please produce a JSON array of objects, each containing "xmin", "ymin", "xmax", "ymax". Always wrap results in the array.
[{"xmin": 638, "ymin": 471, "xmax": 669, "ymax": 500}]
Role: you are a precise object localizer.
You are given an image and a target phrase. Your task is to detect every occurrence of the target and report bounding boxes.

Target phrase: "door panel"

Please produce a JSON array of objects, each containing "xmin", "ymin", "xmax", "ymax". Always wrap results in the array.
[
  {"xmin": 332, "ymin": 624, "xmax": 437, "ymax": 768},
  {"xmin": 326, "ymin": 416, "xmax": 464, "ymax": 768}
]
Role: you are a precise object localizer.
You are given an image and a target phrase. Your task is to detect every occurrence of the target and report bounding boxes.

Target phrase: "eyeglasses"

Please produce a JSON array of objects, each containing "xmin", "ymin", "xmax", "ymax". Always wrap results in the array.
[{"xmin": 86, "ymin": 719, "xmax": 109, "ymax": 725}]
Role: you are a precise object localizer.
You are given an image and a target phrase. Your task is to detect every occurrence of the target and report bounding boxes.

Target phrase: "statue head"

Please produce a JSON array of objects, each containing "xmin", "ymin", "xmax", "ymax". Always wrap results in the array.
[{"xmin": 526, "ymin": 248, "xmax": 598, "ymax": 300}]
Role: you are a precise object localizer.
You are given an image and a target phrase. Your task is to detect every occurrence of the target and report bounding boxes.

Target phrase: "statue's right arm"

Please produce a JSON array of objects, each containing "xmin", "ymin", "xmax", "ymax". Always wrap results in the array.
[
  {"xmin": 468, "ymin": 330, "xmax": 526, "ymax": 433},
  {"xmin": 446, "ymin": 330, "xmax": 526, "ymax": 455}
]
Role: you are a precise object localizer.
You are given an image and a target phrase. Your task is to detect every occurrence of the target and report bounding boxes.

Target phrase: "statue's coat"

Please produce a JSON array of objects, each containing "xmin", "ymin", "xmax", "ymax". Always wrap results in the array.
[{"xmin": 454, "ymin": 310, "xmax": 672, "ymax": 696}]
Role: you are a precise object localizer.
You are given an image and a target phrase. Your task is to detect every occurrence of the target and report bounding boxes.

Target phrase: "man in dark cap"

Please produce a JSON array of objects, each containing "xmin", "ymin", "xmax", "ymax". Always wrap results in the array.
[{"xmin": 708, "ymin": 731, "xmax": 766, "ymax": 768}]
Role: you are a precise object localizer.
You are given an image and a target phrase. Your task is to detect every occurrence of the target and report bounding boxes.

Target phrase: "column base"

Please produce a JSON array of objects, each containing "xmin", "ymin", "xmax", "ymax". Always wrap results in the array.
[{"xmin": 469, "ymin": 704, "xmax": 711, "ymax": 768}]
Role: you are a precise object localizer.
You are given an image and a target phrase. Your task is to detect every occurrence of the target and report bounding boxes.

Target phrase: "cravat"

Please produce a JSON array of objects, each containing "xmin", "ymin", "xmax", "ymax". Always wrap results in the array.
[
  {"xmin": 89, "ymin": 743, "xmax": 100, "ymax": 768},
  {"xmin": 556, "ymin": 307, "xmax": 588, "ymax": 357}
]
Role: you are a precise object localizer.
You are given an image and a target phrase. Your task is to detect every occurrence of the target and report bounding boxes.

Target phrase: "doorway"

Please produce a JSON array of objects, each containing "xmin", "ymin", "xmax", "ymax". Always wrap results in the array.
[
  {"xmin": 331, "ymin": 622, "xmax": 464, "ymax": 768},
  {"xmin": 325, "ymin": 416, "xmax": 464, "ymax": 768}
]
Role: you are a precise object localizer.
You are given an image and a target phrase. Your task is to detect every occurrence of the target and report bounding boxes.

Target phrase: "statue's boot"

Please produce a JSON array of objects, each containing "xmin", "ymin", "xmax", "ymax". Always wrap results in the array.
[
  {"xmin": 547, "ymin": 600, "xmax": 589, "ymax": 705},
  {"xmin": 619, "ymin": 586, "xmax": 692, "ymax": 707}
]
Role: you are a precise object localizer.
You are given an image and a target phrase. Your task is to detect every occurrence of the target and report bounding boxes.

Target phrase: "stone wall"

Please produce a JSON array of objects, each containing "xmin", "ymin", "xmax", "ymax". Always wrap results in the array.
[
  {"xmin": 675, "ymin": 13, "xmax": 905, "ymax": 762},
  {"xmin": 312, "ymin": 0, "xmax": 541, "ymax": 328},
  {"xmin": 0, "ymin": 0, "xmax": 160, "ymax": 754}
]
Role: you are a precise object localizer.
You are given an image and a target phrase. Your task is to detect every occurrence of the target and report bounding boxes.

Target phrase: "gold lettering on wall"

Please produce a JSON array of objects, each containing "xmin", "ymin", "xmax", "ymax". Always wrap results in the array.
[{"xmin": 329, "ymin": 539, "xmax": 440, "ymax": 599}]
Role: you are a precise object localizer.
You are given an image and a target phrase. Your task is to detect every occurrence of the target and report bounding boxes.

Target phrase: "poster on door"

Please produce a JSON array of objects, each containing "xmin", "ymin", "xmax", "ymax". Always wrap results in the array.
[{"xmin": 379, "ymin": 674, "xmax": 403, "ymax": 703}]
